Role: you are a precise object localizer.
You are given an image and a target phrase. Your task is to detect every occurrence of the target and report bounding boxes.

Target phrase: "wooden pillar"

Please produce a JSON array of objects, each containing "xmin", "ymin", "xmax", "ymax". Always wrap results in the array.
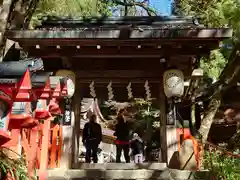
[
  {"xmin": 60, "ymin": 102, "xmax": 74, "ymax": 169},
  {"xmin": 71, "ymin": 83, "xmax": 81, "ymax": 168},
  {"xmin": 56, "ymin": 69, "xmax": 77, "ymax": 169},
  {"xmin": 166, "ymin": 101, "xmax": 179, "ymax": 167},
  {"xmin": 159, "ymin": 81, "xmax": 167, "ymax": 163},
  {"xmin": 60, "ymin": 82, "xmax": 81, "ymax": 169},
  {"xmin": 160, "ymin": 65, "xmax": 179, "ymax": 166},
  {"xmin": 39, "ymin": 118, "xmax": 51, "ymax": 180}
]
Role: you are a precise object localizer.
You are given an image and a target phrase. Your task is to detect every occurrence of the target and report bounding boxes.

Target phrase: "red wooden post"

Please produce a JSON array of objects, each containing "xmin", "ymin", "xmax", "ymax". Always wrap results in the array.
[
  {"xmin": 39, "ymin": 117, "xmax": 52, "ymax": 180},
  {"xmin": 57, "ymin": 125, "xmax": 63, "ymax": 168},
  {"xmin": 28, "ymin": 127, "xmax": 38, "ymax": 179},
  {"xmin": 50, "ymin": 125, "xmax": 58, "ymax": 168}
]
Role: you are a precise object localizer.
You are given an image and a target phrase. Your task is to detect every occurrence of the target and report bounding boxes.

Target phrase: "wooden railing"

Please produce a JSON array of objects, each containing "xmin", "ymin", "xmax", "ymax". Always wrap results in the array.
[{"xmin": 3, "ymin": 123, "xmax": 63, "ymax": 178}]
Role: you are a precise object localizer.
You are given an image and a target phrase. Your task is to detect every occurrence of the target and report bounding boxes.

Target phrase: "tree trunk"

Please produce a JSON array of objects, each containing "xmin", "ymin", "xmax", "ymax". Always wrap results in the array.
[
  {"xmin": 0, "ymin": 0, "xmax": 14, "ymax": 62},
  {"xmin": 198, "ymin": 93, "xmax": 221, "ymax": 168}
]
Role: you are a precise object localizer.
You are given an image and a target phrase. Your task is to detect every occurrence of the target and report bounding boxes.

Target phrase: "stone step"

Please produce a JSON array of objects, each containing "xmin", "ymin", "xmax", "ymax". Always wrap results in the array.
[
  {"xmin": 74, "ymin": 163, "xmax": 167, "ymax": 170},
  {"xmin": 44, "ymin": 163, "xmax": 212, "ymax": 180}
]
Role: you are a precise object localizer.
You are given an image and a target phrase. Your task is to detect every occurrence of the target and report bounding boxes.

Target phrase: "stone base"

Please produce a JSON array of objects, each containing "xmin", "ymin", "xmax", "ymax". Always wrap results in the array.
[{"xmin": 44, "ymin": 163, "xmax": 212, "ymax": 180}]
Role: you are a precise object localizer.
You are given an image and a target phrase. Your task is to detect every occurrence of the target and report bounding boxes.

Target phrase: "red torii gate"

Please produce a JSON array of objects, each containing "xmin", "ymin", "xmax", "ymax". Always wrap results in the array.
[{"xmin": 0, "ymin": 68, "xmax": 74, "ymax": 180}]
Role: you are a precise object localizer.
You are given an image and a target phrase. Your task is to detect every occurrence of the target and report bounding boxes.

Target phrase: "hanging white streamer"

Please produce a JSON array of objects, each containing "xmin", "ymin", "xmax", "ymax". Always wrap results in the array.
[
  {"xmin": 107, "ymin": 81, "xmax": 114, "ymax": 101},
  {"xmin": 89, "ymin": 81, "xmax": 96, "ymax": 98},
  {"xmin": 126, "ymin": 82, "xmax": 133, "ymax": 99},
  {"xmin": 144, "ymin": 80, "xmax": 151, "ymax": 100}
]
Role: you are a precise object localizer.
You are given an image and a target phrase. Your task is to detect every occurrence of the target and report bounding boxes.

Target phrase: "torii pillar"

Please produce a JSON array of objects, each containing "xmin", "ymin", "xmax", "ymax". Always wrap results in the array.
[{"xmin": 56, "ymin": 70, "xmax": 76, "ymax": 169}]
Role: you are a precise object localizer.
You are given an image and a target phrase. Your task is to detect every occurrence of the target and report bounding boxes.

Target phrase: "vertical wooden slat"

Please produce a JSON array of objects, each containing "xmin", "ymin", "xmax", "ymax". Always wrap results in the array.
[
  {"xmin": 50, "ymin": 125, "xmax": 58, "ymax": 168},
  {"xmin": 159, "ymin": 82, "xmax": 167, "ymax": 163},
  {"xmin": 57, "ymin": 125, "xmax": 63, "ymax": 168},
  {"xmin": 36, "ymin": 125, "xmax": 43, "ymax": 169},
  {"xmin": 28, "ymin": 128, "xmax": 38, "ymax": 178},
  {"xmin": 21, "ymin": 130, "xmax": 30, "ymax": 159},
  {"xmin": 71, "ymin": 83, "xmax": 81, "ymax": 168},
  {"xmin": 39, "ymin": 118, "xmax": 51, "ymax": 180}
]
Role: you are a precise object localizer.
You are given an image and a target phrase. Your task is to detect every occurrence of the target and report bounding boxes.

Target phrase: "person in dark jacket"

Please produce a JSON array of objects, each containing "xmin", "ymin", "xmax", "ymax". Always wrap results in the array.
[
  {"xmin": 82, "ymin": 114, "xmax": 102, "ymax": 163},
  {"xmin": 114, "ymin": 109, "xmax": 130, "ymax": 163},
  {"xmin": 130, "ymin": 133, "xmax": 144, "ymax": 163}
]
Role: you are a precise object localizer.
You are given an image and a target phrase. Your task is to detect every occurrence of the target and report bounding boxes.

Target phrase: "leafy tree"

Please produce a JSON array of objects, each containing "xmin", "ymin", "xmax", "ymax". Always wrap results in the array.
[{"xmin": 177, "ymin": 0, "xmax": 240, "ymax": 168}]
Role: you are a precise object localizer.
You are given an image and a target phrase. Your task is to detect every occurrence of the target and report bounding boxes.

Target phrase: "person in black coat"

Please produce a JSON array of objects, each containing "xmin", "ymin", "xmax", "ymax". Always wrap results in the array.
[
  {"xmin": 114, "ymin": 109, "xmax": 130, "ymax": 163},
  {"xmin": 82, "ymin": 114, "xmax": 102, "ymax": 163}
]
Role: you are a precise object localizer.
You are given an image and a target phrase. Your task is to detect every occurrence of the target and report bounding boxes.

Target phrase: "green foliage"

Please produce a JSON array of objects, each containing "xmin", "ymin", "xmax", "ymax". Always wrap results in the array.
[
  {"xmin": 133, "ymin": 99, "xmax": 160, "ymax": 129},
  {"xmin": 30, "ymin": 0, "xmax": 157, "ymax": 27},
  {"xmin": 177, "ymin": 0, "xmax": 240, "ymax": 80},
  {"xmin": 200, "ymin": 50, "xmax": 227, "ymax": 80},
  {"xmin": 204, "ymin": 150, "xmax": 240, "ymax": 180},
  {"xmin": 100, "ymin": 101, "xmax": 116, "ymax": 120},
  {"xmin": 0, "ymin": 148, "xmax": 35, "ymax": 180},
  {"xmin": 99, "ymin": 98, "xmax": 160, "ymax": 129},
  {"xmin": 177, "ymin": 0, "xmax": 239, "ymax": 30},
  {"xmin": 30, "ymin": 0, "xmax": 113, "ymax": 27}
]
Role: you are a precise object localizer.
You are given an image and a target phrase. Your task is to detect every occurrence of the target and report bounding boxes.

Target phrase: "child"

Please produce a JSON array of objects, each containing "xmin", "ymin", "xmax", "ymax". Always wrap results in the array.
[{"xmin": 130, "ymin": 133, "xmax": 144, "ymax": 163}]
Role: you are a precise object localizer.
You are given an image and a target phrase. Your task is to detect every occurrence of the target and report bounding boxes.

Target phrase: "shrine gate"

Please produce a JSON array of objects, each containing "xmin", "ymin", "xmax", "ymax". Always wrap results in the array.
[{"xmin": 3, "ymin": 16, "xmax": 232, "ymax": 179}]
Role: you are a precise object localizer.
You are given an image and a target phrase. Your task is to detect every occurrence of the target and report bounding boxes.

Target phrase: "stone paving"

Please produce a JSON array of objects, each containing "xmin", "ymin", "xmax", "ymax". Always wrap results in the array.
[{"xmin": 45, "ymin": 163, "xmax": 212, "ymax": 180}]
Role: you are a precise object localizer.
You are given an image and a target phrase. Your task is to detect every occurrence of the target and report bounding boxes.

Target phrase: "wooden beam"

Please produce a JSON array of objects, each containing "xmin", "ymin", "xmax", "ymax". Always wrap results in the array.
[
  {"xmin": 16, "ymin": 39, "xmax": 220, "ymax": 47},
  {"xmin": 6, "ymin": 29, "xmax": 232, "ymax": 40},
  {"xmin": 76, "ymin": 70, "xmax": 162, "ymax": 78},
  {"xmin": 76, "ymin": 78, "xmax": 160, "ymax": 84},
  {"xmin": 74, "ymin": 70, "xmax": 202, "ymax": 82},
  {"xmin": 25, "ymin": 46, "xmax": 210, "ymax": 58}
]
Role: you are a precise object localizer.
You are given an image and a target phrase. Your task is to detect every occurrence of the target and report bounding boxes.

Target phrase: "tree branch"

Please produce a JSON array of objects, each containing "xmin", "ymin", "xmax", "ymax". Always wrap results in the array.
[
  {"xmin": 23, "ymin": 0, "xmax": 39, "ymax": 29},
  {"xmin": 111, "ymin": 0, "xmax": 157, "ymax": 16},
  {"xmin": 196, "ymin": 44, "xmax": 240, "ymax": 101}
]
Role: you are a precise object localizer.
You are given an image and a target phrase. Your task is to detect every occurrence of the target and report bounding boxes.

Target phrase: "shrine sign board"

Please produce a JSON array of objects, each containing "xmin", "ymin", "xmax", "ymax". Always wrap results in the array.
[{"xmin": 63, "ymin": 98, "xmax": 72, "ymax": 126}]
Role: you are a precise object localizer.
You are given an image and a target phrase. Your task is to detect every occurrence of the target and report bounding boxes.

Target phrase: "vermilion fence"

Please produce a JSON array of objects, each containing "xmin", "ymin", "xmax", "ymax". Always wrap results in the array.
[{"xmin": 3, "ymin": 123, "xmax": 63, "ymax": 177}]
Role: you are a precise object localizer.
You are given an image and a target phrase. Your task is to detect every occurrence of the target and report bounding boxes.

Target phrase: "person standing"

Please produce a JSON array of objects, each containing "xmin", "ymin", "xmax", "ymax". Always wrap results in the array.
[
  {"xmin": 130, "ymin": 133, "xmax": 144, "ymax": 163},
  {"xmin": 114, "ymin": 109, "xmax": 130, "ymax": 163},
  {"xmin": 82, "ymin": 114, "xmax": 102, "ymax": 163}
]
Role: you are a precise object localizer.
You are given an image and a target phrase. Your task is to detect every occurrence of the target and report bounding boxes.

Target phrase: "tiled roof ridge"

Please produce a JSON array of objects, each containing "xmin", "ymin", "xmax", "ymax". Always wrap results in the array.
[{"xmin": 37, "ymin": 16, "xmax": 204, "ymax": 29}]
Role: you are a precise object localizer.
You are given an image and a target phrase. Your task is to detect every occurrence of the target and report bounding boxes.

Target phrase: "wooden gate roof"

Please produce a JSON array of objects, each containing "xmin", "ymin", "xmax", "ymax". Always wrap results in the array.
[
  {"xmin": 6, "ymin": 16, "xmax": 232, "ymax": 50},
  {"xmin": 5, "ymin": 16, "xmax": 232, "ymax": 84}
]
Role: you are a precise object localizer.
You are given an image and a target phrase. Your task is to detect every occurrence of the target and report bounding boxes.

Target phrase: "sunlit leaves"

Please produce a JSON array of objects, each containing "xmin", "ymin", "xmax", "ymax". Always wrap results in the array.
[
  {"xmin": 177, "ymin": 0, "xmax": 240, "ymax": 80},
  {"xmin": 204, "ymin": 150, "xmax": 240, "ymax": 180},
  {"xmin": 30, "ymin": 0, "xmax": 112, "ymax": 27},
  {"xmin": 200, "ymin": 50, "xmax": 227, "ymax": 80}
]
